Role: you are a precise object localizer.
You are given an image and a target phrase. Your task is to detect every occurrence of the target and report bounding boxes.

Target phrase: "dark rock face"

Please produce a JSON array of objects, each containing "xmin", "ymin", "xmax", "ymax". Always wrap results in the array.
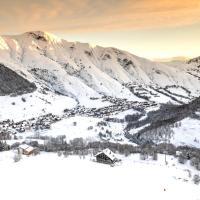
[
  {"xmin": 28, "ymin": 31, "xmax": 48, "ymax": 42},
  {"xmin": 0, "ymin": 64, "xmax": 36, "ymax": 96},
  {"xmin": 188, "ymin": 56, "xmax": 200, "ymax": 64}
]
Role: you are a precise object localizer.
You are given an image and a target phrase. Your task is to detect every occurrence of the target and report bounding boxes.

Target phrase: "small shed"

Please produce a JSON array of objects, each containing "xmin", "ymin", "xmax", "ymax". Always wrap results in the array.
[
  {"xmin": 18, "ymin": 144, "xmax": 36, "ymax": 155},
  {"xmin": 95, "ymin": 148, "xmax": 118, "ymax": 164}
]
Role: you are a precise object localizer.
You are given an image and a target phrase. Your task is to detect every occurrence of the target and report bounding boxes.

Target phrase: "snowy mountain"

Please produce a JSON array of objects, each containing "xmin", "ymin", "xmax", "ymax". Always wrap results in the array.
[
  {"xmin": 0, "ymin": 31, "xmax": 199, "ymax": 101},
  {"xmin": 0, "ymin": 31, "xmax": 200, "ymax": 147}
]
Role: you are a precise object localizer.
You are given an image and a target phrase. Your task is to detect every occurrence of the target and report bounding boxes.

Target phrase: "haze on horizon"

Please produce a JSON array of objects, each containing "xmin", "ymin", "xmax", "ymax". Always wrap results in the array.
[{"xmin": 0, "ymin": 0, "xmax": 200, "ymax": 59}]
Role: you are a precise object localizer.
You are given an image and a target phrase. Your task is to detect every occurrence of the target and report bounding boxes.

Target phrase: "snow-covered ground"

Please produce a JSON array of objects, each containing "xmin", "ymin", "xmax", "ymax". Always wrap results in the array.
[
  {"xmin": 171, "ymin": 118, "xmax": 200, "ymax": 148},
  {"xmin": 13, "ymin": 115, "xmax": 128, "ymax": 143},
  {"xmin": 0, "ymin": 32, "xmax": 200, "ymax": 200},
  {"xmin": 0, "ymin": 151, "xmax": 199, "ymax": 200},
  {"xmin": 41, "ymin": 116, "xmax": 101, "ymax": 141},
  {"xmin": 3, "ymin": 112, "xmax": 200, "ymax": 148},
  {"xmin": 0, "ymin": 91, "xmax": 77, "ymax": 121}
]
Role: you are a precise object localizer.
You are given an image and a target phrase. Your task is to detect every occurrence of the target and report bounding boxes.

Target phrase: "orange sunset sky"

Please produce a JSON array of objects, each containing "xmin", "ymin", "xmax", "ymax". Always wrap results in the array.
[{"xmin": 0, "ymin": 0, "xmax": 200, "ymax": 59}]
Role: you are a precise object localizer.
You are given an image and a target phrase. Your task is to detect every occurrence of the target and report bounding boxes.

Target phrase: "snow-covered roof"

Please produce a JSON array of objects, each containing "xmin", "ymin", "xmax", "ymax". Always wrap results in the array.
[
  {"xmin": 25, "ymin": 146, "xmax": 34, "ymax": 153},
  {"xmin": 19, "ymin": 144, "xmax": 34, "ymax": 152},
  {"xmin": 95, "ymin": 148, "xmax": 117, "ymax": 161},
  {"xmin": 19, "ymin": 144, "xmax": 29, "ymax": 150}
]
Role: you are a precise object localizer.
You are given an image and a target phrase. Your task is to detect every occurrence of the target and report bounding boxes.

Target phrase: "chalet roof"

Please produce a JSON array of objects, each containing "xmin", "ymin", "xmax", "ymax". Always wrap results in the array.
[
  {"xmin": 95, "ymin": 148, "xmax": 117, "ymax": 161},
  {"xmin": 19, "ymin": 144, "xmax": 29, "ymax": 150},
  {"xmin": 19, "ymin": 144, "xmax": 34, "ymax": 153}
]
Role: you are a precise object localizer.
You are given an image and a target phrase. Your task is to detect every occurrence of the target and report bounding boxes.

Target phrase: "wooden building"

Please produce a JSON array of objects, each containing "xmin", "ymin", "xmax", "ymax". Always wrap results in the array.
[
  {"xmin": 95, "ymin": 148, "xmax": 118, "ymax": 164},
  {"xmin": 18, "ymin": 144, "xmax": 36, "ymax": 155}
]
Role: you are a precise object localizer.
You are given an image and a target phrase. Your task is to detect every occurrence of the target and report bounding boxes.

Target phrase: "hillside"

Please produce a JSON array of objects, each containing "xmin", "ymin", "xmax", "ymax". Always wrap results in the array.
[
  {"xmin": 0, "ymin": 31, "xmax": 199, "ymax": 102},
  {"xmin": 0, "ymin": 63, "xmax": 36, "ymax": 96},
  {"xmin": 0, "ymin": 31, "xmax": 199, "ymax": 147}
]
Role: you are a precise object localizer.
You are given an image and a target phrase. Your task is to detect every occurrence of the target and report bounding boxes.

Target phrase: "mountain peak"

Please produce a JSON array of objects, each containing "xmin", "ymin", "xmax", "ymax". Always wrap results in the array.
[{"xmin": 24, "ymin": 31, "xmax": 62, "ymax": 43}]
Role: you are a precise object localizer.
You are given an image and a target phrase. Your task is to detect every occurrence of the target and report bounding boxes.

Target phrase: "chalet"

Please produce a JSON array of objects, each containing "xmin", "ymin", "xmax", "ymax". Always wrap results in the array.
[
  {"xmin": 175, "ymin": 151, "xmax": 182, "ymax": 157},
  {"xmin": 18, "ymin": 144, "xmax": 36, "ymax": 155},
  {"xmin": 95, "ymin": 148, "xmax": 119, "ymax": 164}
]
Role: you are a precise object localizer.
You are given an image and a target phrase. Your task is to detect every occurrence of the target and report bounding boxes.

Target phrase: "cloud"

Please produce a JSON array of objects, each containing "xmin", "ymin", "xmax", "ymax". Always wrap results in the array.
[{"xmin": 0, "ymin": 0, "xmax": 199, "ymax": 34}]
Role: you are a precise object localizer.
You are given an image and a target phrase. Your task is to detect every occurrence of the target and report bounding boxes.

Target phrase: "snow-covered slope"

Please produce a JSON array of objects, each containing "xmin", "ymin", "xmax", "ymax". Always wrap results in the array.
[
  {"xmin": 171, "ymin": 117, "xmax": 200, "ymax": 148},
  {"xmin": 0, "ymin": 31, "xmax": 199, "ymax": 103},
  {"xmin": 0, "ymin": 152, "xmax": 200, "ymax": 200},
  {"xmin": 0, "ymin": 31, "xmax": 200, "ymax": 147}
]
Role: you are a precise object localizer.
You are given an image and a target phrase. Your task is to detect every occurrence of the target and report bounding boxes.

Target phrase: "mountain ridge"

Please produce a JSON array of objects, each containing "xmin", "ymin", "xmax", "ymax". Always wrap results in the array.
[
  {"xmin": 0, "ymin": 31, "xmax": 199, "ymax": 102},
  {"xmin": 0, "ymin": 31, "xmax": 200, "ymax": 147}
]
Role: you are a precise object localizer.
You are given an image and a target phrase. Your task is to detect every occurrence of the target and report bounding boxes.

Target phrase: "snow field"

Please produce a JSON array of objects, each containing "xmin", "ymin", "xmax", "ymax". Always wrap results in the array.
[{"xmin": 0, "ymin": 152, "xmax": 199, "ymax": 200}]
